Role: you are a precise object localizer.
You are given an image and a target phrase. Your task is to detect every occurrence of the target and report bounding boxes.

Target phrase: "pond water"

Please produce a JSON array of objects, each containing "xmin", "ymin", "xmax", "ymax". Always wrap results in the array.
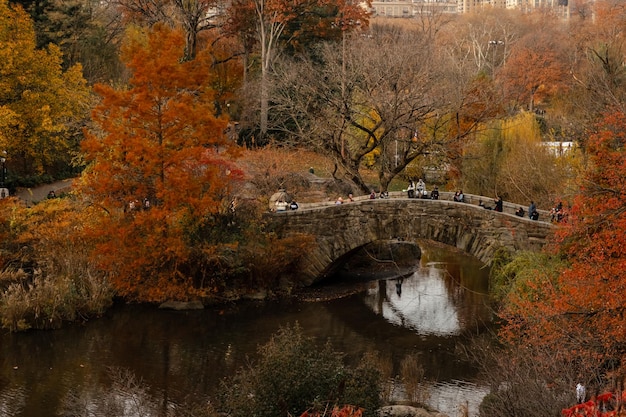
[{"xmin": 0, "ymin": 242, "xmax": 494, "ymax": 417}]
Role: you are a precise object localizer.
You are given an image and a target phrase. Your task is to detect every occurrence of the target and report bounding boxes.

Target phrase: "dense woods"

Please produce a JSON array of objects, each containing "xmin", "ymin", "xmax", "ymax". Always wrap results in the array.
[{"xmin": 1, "ymin": 0, "xmax": 626, "ymax": 414}]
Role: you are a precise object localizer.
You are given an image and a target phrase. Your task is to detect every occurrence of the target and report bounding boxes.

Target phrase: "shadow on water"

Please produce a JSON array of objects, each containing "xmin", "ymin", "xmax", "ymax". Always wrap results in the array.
[{"xmin": 0, "ymin": 241, "xmax": 494, "ymax": 417}]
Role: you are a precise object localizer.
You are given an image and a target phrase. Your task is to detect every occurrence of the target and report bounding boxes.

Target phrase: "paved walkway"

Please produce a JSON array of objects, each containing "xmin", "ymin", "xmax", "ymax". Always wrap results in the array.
[{"xmin": 15, "ymin": 178, "xmax": 74, "ymax": 206}]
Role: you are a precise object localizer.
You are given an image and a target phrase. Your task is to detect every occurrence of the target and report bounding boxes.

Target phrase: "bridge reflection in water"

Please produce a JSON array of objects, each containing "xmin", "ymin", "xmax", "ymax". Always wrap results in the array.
[
  {"xmin": 368, "ymin": 271, "xmax": 462, "ymax": 336},
  {"xmin": 324, "ymin": 242, "xmax": 493, "ymax": 416},
  {"xmin": 0, "ymin": 243, "xmax": 493, "ymax": 417}
]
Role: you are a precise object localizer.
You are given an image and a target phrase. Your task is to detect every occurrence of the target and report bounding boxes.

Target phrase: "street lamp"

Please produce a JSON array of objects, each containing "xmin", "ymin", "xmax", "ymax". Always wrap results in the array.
[
  {"xmin": 0, "ymin": 151, "xmax": 6, "ymax": 198},
  {"xmin": 488, "ymin": 40, "xmax": 504, "ymax": 77}
]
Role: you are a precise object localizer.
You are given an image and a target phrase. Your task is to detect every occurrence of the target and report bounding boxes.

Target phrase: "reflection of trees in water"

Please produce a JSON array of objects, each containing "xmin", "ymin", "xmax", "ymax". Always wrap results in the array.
[
  {"xmin": 0, "ymin": 245, "xmax": 492, "ymax": 417},
  {"xmin": 61, "ymin": 368, "xmax": 167, "ymax": 417},
  {"xmin": 0, "ymin": 386, "xmax": 25, "ymax": 417}
]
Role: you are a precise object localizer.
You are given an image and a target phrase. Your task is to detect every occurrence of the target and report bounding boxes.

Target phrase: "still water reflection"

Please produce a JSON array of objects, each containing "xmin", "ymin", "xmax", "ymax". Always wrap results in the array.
[{"xmin": 0, "ymin": 243, "xmax": 494, "ymax": 417}]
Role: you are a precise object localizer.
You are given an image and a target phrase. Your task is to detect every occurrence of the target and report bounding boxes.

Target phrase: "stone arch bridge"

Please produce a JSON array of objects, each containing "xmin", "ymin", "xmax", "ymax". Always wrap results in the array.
[{"xmin": 268, "ymin": 193, "xmax": 555, "ymax": 285}]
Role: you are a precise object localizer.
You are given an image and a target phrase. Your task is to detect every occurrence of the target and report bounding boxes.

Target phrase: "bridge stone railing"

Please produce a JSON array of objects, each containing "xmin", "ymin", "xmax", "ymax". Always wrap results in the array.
[
  {"xmin": 298, "ymin": 191, "xmax": 550, "ymax": 220},
  {"xmin": 269, "ymin": 196, "xmax": 555, "ymax": 286}
]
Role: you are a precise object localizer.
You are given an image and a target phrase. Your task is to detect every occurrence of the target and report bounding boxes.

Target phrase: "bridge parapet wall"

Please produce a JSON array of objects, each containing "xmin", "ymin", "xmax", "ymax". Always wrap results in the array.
[
  {"xmin": 299, "ymin": 192, "xmax": 551, "ymax": 219},
  {"xmin": 270, "ymin": 198, "xmax": 555, "ymax": 285}
]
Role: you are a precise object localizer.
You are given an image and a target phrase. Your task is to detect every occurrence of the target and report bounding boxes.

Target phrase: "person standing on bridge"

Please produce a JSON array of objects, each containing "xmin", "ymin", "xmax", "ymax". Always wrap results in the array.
[{"xmin": 528, "ymin": 201, "xmax": 536, "ymax": 219}]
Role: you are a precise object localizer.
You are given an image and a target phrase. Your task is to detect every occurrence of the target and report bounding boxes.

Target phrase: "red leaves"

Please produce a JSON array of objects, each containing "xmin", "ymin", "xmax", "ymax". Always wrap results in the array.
[
  {"xmin": 501, "ymin": 109, "xmax": 626, "ymax": 375},
  {"xmin": 562, "ymin": 393, "xmax": 619, "ymax": 417},
  {"xmin": 299, "ymin": 405, "xmax": 363, "ymax": 417}
]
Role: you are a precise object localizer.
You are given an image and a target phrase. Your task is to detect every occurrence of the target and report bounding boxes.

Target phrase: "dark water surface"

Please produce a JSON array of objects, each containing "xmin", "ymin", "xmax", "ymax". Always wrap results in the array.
[{"xmin": 0, "ymin": 243, "xmax": 494, "ymax": 417}]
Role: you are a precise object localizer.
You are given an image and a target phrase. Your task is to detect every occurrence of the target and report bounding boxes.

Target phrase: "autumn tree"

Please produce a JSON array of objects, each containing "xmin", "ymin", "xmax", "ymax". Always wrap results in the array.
[
  {"xmin": 499, "ymin": 109, "xmax": 626, "ymax": 383},
  {"xmin": 439, "ymin": 9, "xmax": 521, "ymax": 77},
  {"xmin": 270, "ymin": 25, "xmax": 487, "ymax": 193},
  {"xmin": 12, "ymin": 0, "xmax": 126, "ymax": 84},
  {"xmin": 554, "ymin": 0, "xmax": 626, "ymax": 149},
  {"xmin": 226, "ymin": 0, "xmax": 369, "ymax": 144},
  {"xmin": 499, "ymin": 28, "xmax": 571, "ymax": 112},
  {"xmin": 113, "ymin": 0, "xmax": 222, "ymax": 61},
  {"xmin": 460, "ymin": 112, "xmax": 577, "ymax": 207},
  {"xmin": 0, "ymin": 0, "xmax": 91, "ymax": 182},
  {"xmin": 80, "ymin": 24, "xmax": 243, "ymax": 302}
]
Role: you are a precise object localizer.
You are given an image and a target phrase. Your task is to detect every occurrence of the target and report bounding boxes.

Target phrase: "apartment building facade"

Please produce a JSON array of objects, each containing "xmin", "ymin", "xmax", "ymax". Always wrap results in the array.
[{"xmin": 369, "ymin": 0, "xmax": 572, "ymax": 18}]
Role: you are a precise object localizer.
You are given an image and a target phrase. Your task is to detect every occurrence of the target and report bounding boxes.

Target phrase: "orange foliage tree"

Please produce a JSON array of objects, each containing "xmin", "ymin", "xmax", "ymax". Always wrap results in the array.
[
  {"xmin": 500, "ymin": 109, "xmax": 626, "ymax": 379},
  {"xmin": 499, "ymin": 30, "xmax": 570, "ymax": 112},
  {"xmin": 80, "ymin": 24, "xmax": 244, "ymax": 302}
]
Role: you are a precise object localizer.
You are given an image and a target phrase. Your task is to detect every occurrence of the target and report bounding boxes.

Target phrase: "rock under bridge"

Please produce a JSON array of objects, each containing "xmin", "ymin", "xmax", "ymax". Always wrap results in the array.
[{"xmin": 268, "ymin": 192, "xmax": 555, "ymax": 285}]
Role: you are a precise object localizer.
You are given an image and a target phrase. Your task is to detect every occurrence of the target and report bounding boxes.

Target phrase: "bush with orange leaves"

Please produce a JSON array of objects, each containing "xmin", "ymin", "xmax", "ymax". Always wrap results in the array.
[{"xmin": 300, "ymin": 405, "xmax": 363, "ymax": 417}]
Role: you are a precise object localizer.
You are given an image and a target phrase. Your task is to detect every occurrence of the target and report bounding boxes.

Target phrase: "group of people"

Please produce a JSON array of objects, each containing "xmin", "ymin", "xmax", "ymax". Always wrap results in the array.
[
  {"xmin": 277, "ymin": 188, "xmax": 562, "ymax": 222},
  {"xmin": 127, "ymin": 197, "xmax": 151, "ymax": 212},
  {"xmin": 406, "ymin": 179, "xmax": 439, "ymax": 200},
  {"xmin": 336, "ymin": 193, "xmax": 355, "ymax": 204},
  {"xmin": 369, "ymin": 190, "xmax": 388, "ymax": 199},
  {"xmin": 276, "ymin": 199, "xmax": 299, "ymax": 211},
  {"xmin": 406, "ymin": 179, "xmax": 426, "ymax": 198},
  {"xmin": 549, "ymin": 201, "xmax": 566, "ymax": 223}
]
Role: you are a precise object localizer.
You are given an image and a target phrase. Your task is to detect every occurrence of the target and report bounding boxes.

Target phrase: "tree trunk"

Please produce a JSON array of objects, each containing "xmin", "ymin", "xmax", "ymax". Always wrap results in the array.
[{"xmin": 260, "ymin": 66, "xmax": 268, "ymax": 143}]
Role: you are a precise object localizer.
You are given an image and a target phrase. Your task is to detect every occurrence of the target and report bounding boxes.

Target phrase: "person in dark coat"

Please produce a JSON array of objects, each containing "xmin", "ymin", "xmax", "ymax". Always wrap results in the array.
[{"xmin": 494, "ymin": 196, "xmax": 503, "ymax": 212}]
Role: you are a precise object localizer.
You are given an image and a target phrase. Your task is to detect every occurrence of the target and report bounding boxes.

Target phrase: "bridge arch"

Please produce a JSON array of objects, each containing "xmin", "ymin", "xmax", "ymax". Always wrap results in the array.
[{"xmin": 269, "ymin": 198, "xmax": 555, "ymax": 286}]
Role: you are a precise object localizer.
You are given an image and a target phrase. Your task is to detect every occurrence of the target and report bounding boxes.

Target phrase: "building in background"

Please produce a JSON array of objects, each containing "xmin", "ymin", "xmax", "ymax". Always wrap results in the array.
[{"xmin": 369, "ymin": 0, "xmax": 577, "ymax": 18}]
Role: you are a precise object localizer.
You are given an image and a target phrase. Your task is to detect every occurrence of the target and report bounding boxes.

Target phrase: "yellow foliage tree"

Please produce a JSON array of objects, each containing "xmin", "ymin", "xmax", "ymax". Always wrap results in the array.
[
  {"xmin": 461, "ymin": 112, "xmax": 576, "ymax": 207},
  {"xmin": 0, "ymin": 0, "xmax": 91, "ymax": 179}
]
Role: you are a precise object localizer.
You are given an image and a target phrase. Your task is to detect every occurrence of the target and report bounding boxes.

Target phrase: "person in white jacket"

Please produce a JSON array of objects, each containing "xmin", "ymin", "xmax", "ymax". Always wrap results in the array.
[
  {"xmin": 576, "ymin": 382, "xmax": 586, "ymax": 403},
  {"xmin": 416, "ymin": 179, "xmax": 425, "ymax": 198}
]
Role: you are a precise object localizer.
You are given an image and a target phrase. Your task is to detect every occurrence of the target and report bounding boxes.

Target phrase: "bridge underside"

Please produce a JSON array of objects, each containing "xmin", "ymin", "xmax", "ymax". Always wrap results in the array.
[
  {"xmin": 271, "ymin": 199, "xmax": 554, "ymax": 286},
  {"xmin": 317, "ymin": 240, "xmax": 422, "ymax": 283}
]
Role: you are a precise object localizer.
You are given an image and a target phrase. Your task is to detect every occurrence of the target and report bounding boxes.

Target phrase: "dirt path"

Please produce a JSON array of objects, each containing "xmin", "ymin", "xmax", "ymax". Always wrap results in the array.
[{"xmin": 15, "ymin": 178, "xmax": 74, "ymax": 206}]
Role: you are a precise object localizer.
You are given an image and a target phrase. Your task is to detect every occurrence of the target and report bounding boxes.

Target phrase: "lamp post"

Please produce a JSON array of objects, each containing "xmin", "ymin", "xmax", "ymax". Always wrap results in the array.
[
  {"xmin": 488, "ymin": 40, "xmax": 504, "ymax": 77},
  {"xmin": 0, "ymin": 151, "xmax": 6, "ymax": 199}
]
